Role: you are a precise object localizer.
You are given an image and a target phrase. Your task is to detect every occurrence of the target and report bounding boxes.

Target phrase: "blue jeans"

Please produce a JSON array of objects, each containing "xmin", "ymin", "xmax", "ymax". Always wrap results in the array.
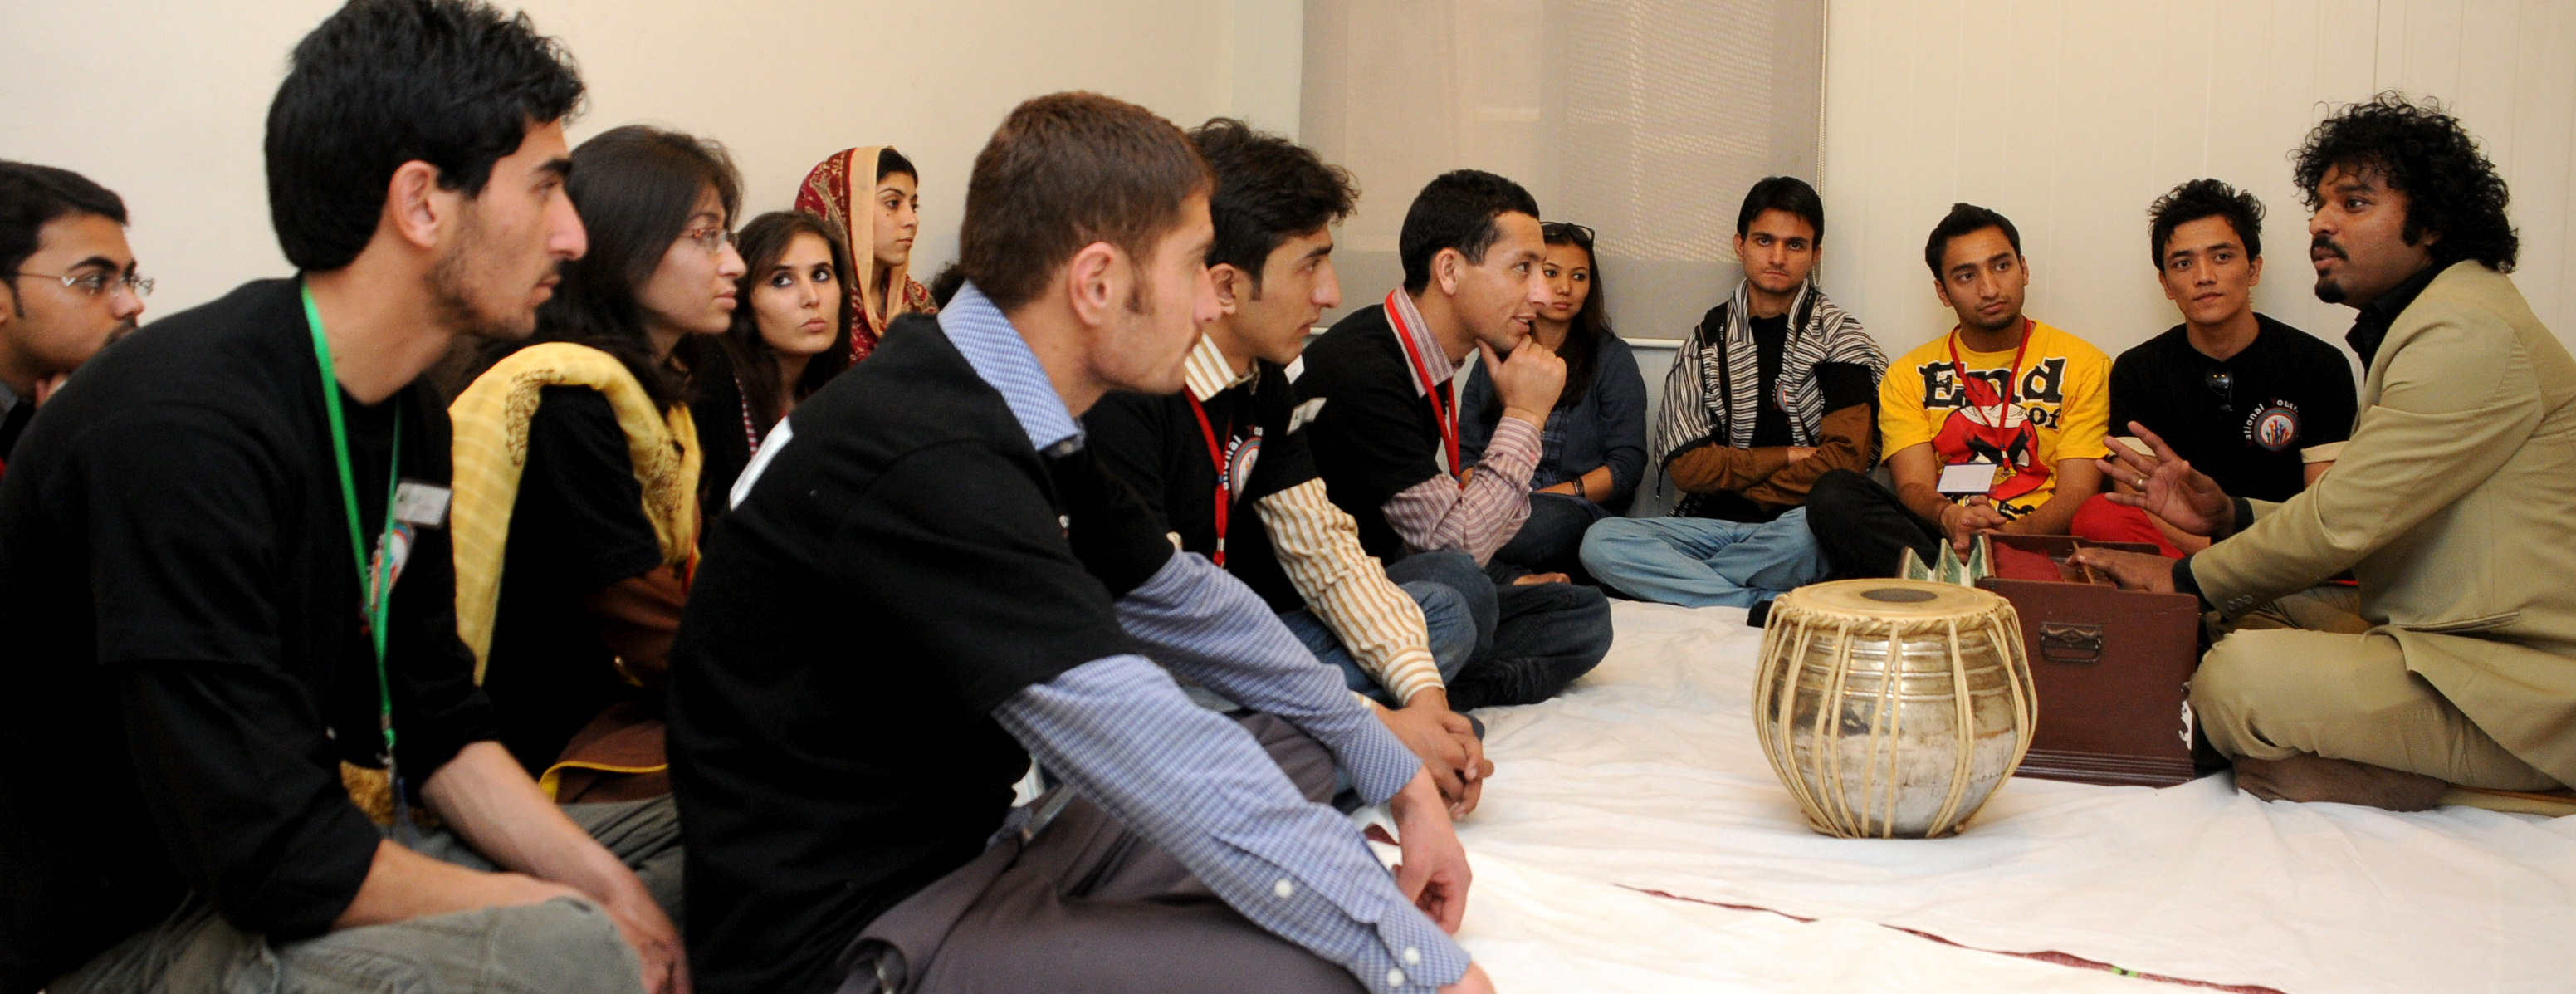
[
  {"xmin": 1579, "ymin": 507, "xmax": 1831, "ymax": 609},
  {"xmin": 1278, "ymin": 577, "xmax": 1477, "ymax": 708}
]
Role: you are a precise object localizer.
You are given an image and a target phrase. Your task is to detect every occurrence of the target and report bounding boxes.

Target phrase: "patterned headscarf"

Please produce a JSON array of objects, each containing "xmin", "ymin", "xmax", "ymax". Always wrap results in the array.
[{"xmin": 795, "ymin": 146, "xmax": 931, "ymax": 362}]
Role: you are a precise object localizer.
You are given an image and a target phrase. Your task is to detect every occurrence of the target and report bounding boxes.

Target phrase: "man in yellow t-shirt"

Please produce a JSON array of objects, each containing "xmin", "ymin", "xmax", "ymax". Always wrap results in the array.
[{"xmin": 1802, "ymin": 203, "xmax": 2109, "ymax": 579}]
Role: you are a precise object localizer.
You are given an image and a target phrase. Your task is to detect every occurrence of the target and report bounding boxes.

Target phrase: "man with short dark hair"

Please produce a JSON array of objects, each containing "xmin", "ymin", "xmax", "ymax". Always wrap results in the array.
[
  {"xmin": 0, "ymin": 2, "xmax": 686, "ymax": 994},
  {"xmin": 2075, "ymin": 95, "xmax": 2574, "ymax": 810},
  {"xmin": 1802, "ymin": 203, "xmax": 2110, "ymax": 578},
  {"xmin": 2075, "ymin": 179, "xmax": 2357, "ymax": 558},
  {"xmin": 1581, "ymin": 176, "xmax": 1883, "ymax": 610},
  {"xmin": 1083, "ymin": 119, "xmax": 1493, "ymax": 814},
  {"xmin": 1298, "ymin": 169, "xmax": 1613, "ymax": 709},
  {"xmin": 668, "ymin": 94, "xmax": 1489, "ymax": 994},
  {"xmin": 0, "ymin": 161, "xmax": 146, "ymax": 472}
]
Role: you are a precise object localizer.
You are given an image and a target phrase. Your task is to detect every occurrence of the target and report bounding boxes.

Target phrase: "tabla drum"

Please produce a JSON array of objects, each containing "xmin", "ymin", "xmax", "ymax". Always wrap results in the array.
[{"xmin": 1753, "ymin": 579, "xmax": 2036, "ymax": 839}]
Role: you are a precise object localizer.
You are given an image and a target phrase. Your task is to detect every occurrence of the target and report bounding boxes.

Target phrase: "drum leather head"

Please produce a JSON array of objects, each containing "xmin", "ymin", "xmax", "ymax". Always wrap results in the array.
[{"xmin": 1778, "ymin": 578, "xmax": 2005, "ymax": 619}]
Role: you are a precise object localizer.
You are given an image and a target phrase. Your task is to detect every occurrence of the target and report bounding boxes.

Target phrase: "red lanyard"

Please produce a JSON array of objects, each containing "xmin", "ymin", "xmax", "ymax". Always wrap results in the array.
[
  {"xmin": 1184, "ymin": 393, "xmax": 1236, "ymax": 566},
  {"xmin": 732, "ymin": 375, "xmax": 764, "ymax": 457},
  {"xmin": 1385, "ymin": 290, "xmax": 1460, "ymax": 480},
  {"xmin": 1948, "ymin": 318, "xmax": 2032, "ymax": 412}
]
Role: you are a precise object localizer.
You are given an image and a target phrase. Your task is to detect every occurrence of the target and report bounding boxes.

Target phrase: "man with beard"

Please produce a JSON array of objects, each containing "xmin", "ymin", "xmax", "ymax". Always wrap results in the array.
[
  {"xmin": 0, "ymin": 2, "xmax": 687, "ymax": 993},
  {"xmin": 0, "ymin": 162, "xmax": 146, "ymax": 475},
  {"xmin": 1802, "ymin": 203, "xmax": 2110, "ymax": 579},
  {"xmin": 668, "ymin": 93, "xmax": 1487, "ymax": 994},
  {"xmin": 2074, "ymin": 95, "xmax": 2574, "ymax": 810},
  {"xmin": 1297, "ymin": 169, "xmax": 1614, "ymax": 709}
]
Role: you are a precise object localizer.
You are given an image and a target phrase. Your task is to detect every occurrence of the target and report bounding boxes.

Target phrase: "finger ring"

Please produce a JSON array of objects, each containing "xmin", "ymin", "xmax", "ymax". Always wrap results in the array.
[{"xmin": 2135, "ymin": 475, "xmax": 2147, "ymax": 487}]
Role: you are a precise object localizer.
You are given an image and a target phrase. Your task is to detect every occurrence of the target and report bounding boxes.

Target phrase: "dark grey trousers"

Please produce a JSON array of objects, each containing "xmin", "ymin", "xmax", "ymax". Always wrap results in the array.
[
  {"xmin": 48, "ymin": 796, "xmax": 681, "ymax": 994},
  {"xmin": 837, "ymin": 715, "xmax": 1371, "ymax": 994}
]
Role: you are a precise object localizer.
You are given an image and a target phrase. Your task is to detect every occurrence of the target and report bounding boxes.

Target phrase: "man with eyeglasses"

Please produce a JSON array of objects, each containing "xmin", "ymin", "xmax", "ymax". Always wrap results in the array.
[
  {"xmin": 2079, "ymin": 179, "xmax": 2356, "ymax": 559},
  {"xmin": 0, "ymin": 160, "xmax": 147, "ymax": 473}
]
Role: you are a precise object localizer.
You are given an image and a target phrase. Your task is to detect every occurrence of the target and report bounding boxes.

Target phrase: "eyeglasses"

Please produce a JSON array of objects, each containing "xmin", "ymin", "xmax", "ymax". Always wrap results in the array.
[
  {"xmin": 2204, "ymin": 370, "xmax": 2234, "ymax": 412},
  {"xmin": 1541, "ymin": 221, "xmax": 1595, "ymax": 246},
  {"xmin": 678, "ymin": 226, "xmax": 736, "ymax": 253},
  {"xmin": 13, "ymin": 269, "xmax": 153, "ymax": 299}
]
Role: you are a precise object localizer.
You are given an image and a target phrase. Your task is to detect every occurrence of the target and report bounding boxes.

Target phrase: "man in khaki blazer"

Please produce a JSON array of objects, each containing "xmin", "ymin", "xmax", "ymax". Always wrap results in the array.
[{"xmin": 2074, "ymin": 95, "xmax": 2569, "ymax": 810}]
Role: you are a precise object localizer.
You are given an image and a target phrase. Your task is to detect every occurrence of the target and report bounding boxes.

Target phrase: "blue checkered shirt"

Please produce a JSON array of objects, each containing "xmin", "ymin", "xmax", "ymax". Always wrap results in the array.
[{"xmin": 941, "ymin": 284, "xmax": 1470, "ymax": 991}]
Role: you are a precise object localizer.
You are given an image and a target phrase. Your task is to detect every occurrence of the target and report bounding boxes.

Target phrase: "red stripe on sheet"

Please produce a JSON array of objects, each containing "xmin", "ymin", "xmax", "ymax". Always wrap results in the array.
[{"xmin": 1619, "ymin": 885, "xmax": 2285, "ymax": 994}]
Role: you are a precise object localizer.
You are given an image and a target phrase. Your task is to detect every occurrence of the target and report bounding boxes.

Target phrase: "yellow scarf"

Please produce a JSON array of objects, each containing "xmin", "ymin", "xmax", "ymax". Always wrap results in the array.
[{"xmin": 448, "ymin": 342, "xmax": 701, "ymax": 683}]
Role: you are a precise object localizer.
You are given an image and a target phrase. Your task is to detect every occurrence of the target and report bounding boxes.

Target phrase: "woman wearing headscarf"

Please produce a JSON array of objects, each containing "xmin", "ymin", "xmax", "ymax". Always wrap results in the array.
[
  {"xmin": 794, "ymin": 145, "xmax": 933, "ymax": 363},
  {"xmin": 448, "ymin": 125, "xmax": 744, "ymax": 801},
  {"xmin": 689, "ymin": 210, "xmax": 855, "ymax": 523}
]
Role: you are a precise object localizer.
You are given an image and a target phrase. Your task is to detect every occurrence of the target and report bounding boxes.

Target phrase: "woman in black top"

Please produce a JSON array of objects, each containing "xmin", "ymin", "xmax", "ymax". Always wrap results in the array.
[
  {"xmin": 692, "ymin": 211, "xmax": 854, "ymax": 519},
  {"xmin": 1459, "ymin": 221, "xmax": 1648, "ymax": 579},
  {"xmin": 462, "ymin": 125, "xmax": 744, "ymax": 792}
]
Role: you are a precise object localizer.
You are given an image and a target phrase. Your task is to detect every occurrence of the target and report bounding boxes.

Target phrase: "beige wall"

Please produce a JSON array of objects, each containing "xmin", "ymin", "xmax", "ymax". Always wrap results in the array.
[
  {"xmin": 2, "ymin": 0, "xmax": 1303, "ymax": 316},
  {"xmin": 1819, "ymin": 0, "xmax": 2576, "ymax": 365}
]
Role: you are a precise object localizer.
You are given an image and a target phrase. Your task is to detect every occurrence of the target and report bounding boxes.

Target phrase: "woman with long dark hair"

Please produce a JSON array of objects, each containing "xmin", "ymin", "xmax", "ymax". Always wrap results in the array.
[
  {"xmin": 690, "ymin": 211, "xmax": 854, "ymax": 517},
  {"xmin": 1458, "ymin": 221, "xmax": 1648, "ymax": 579},
  {"xmin": 448, "ymin": 125, "xmax": 744, "ymax": 801}
]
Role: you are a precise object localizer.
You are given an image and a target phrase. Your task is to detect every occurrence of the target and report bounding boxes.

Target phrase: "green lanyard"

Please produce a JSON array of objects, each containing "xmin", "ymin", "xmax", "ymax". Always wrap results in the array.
[{"xmin": 300, "ymin": 283, "xmax": 404, "ymax": 782}]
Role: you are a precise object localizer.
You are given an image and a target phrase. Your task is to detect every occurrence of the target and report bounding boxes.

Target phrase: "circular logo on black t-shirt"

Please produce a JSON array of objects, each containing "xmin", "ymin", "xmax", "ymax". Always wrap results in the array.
[{"xmin": 2247, "ymin": 403, "xmax": 2301, "ymax": 452}]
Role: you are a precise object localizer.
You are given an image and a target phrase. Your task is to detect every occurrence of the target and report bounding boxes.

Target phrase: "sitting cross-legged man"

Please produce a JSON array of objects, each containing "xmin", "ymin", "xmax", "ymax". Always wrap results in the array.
[
  {"xmin": 1582, "ymin": 177, "xmax": 1884, "ymax": 613},
  {"xmin": 2075, "ymin": 179, "xmax": 2358, "ymax": 562},
  {"xmin": 1297, "ymin": 169, "xmax": 1614, "ymax": 709},
  {"xmin": 0, "ymin": 4, "xmax": 686, "ymax": 993},
  {"xmin": 667, "ymin": 92, "xmax": 1492, "ymax": 994},
  {"xmin": 1084, "ymin": 118, "xmax": 1492, "ymax": 814},
  {"xmin": 2072, "ymin": 95, "xmax": 2574, "ymax": 811},
  {"xmin": 1801, "ymin": 203, "xmax": 2111, "ymax": 578}
]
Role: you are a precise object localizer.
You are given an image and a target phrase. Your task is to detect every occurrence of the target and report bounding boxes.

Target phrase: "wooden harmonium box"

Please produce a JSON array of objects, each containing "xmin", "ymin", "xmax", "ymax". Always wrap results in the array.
[{"xmin": 1947, "ymin": 535, "xmax": 2203, "ymax": 787}]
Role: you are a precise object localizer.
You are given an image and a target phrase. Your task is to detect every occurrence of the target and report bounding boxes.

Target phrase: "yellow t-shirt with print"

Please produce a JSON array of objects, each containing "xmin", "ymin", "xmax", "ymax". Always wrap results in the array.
[{"xmin": 1877, "ymin": 319, "xmax": 2110, "ymax": 519}]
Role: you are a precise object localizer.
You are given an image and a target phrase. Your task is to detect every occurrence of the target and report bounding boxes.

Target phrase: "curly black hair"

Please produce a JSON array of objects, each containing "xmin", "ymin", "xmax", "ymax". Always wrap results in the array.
[{"xmin": 2292, "ymin": 92, "xmax": 2516, "ymax": 272}]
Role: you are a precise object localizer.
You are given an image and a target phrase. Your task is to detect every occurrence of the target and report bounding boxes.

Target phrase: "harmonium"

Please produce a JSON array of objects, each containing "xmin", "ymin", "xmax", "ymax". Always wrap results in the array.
[{"xmin": 1900, "ymin": 534, "xmax": 2202, "ymax": 787}]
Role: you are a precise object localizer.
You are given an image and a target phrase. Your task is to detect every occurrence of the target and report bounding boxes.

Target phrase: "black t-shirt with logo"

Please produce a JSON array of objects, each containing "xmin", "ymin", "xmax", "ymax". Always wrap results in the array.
[
  {"xmin": 2108, "ymin": 314, "xmax": 2358, "ymax": 502},
  {"xmin": 1298, "ymin": 304, "xmax": 1453, "ymax": 562},
  {"xmin": 1087, "ymin": 360, "xmax": 1322, "ymax": 614}
]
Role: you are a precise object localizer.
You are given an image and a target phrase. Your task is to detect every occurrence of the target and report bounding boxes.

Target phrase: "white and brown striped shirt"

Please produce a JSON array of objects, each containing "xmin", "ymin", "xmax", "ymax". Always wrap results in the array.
[
  {"xmin": 1377, "ymin": 290, "xmax": 1543, "ymax": 565},
  {"xmin": 1171, "ymin": 335, "xmax": 1447, "ymax": 703}
]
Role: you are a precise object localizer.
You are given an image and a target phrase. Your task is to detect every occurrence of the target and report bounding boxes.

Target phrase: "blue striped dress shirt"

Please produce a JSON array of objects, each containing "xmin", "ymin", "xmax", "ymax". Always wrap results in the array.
[{"xmin": 941, "ymin": 284, "xmax": 1471, "ymax": 991}]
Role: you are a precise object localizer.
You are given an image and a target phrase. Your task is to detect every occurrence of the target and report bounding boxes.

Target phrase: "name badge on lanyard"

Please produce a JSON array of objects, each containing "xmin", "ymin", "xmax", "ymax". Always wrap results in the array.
[{"xmin": 393, "ymin": 480, "xmax": 451, "ymax": 529}]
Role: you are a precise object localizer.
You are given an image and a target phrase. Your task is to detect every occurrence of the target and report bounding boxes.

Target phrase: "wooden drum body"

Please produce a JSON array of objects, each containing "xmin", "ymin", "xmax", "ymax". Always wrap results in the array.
[{"xmin": 1753, "ymin": 580, "xmax": 2036, "ymax": 839}]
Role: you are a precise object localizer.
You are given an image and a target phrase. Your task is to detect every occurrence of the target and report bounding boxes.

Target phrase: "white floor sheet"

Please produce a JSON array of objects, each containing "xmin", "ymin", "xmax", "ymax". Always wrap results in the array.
[{"xmin": 1441, "ymin": 601, "xmax": 2576, "ymax": 993}]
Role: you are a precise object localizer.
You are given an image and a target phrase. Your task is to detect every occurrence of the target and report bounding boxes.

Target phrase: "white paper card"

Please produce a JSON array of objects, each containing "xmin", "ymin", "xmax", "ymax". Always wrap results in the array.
[
  {"xmin": 391, "ymin": 481, "xmax": 451, "ymax": 528},
  {"xmin": 1936, "ymin": 462, "xmax": 2001, "ymax": 496}
]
